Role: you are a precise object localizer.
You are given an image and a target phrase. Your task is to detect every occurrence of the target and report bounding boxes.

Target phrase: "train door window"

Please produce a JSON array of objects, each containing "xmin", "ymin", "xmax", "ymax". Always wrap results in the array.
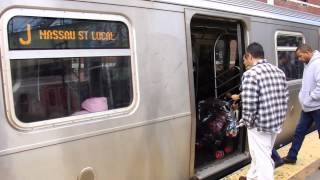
[
  {"xmin": 1, "ymin": 9, "xmax": 136, "ymax": 129},
  {"xmin": 275, "ymin": 31, "xmax": 305, "ymax": 81},
  {"xmin": 229, "ymin": 40, "xmax": 238, "ymax": 67},
  {"xmin": 191, "ymin": 15, "xmax": 245, "ymax": 170}
]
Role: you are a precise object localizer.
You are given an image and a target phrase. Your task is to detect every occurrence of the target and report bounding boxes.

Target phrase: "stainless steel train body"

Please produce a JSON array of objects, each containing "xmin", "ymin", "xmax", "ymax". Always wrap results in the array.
[{"xmin": 0, "ymin": 0, "xmax": 319, "ymax": 179}]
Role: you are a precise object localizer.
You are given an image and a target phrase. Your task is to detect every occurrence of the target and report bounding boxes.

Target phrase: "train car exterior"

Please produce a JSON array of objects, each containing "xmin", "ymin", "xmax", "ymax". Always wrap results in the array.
[{"xmin": 0, "ymin": 0, "xmax": 319, "ymax": 179}]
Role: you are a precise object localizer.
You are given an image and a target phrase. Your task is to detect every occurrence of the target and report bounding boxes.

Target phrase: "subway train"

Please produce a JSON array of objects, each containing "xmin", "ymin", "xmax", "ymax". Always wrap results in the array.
[{"xmin": 0, "ymin": 0, "xmax": 319, "ymax": 180}]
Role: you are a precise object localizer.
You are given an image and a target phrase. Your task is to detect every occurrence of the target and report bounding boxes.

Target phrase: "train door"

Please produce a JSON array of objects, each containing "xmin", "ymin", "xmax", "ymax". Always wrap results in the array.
[{"xmin": 186, "ymin": 13, "xmax": 249, "ymax": 179}]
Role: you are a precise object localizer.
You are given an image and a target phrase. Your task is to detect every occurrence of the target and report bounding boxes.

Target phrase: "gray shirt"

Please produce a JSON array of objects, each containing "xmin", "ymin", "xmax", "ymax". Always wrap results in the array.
[{"xmin": 299, "ymin": 50, "xmax": 320, "ymax": 112}]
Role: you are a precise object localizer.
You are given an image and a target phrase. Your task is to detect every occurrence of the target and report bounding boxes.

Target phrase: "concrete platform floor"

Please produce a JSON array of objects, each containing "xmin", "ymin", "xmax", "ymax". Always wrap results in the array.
[{"xmin": 222, "ymin": 131, "xmax": 320, "ymax": 180}]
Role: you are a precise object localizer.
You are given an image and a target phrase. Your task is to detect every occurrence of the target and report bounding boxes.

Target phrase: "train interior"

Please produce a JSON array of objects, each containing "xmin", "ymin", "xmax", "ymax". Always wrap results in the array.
[
  {"xmin": 11, "ymin": 56, "xmax": 132, "ymax": 122},
  {"xmin": 190, "ymin": 15, "xmax": 246, "ymax": 170}
]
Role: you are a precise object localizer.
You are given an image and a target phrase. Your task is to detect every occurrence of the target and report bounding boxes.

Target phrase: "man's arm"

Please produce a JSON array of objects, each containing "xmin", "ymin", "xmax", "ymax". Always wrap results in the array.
[
  {"xmin": 310, "ymin": 66, "xmax": 320, "ymax": 101},
  {"xmin": 240, "ymin": 72, "xmax": 259, "ymax": 128}
]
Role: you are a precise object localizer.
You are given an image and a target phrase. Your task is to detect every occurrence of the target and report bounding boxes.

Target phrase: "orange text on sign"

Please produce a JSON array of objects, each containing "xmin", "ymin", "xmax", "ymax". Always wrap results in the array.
[{"xmin": 38, "ymin": 30, "xmax": 115, "ymax": 41}]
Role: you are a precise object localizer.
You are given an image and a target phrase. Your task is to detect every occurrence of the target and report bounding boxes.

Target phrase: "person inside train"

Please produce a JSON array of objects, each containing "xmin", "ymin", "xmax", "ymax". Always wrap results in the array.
[
  {"xmin": 278, "ymin": 53, "xmax": 294, "ymax": 80},
  {"xmin": 237, "ymin": 43, "xmax": 288, "ymax": 180},
  {"xmin": 282, "ymin": 44, "xmax": 320, "ymax": 164}
]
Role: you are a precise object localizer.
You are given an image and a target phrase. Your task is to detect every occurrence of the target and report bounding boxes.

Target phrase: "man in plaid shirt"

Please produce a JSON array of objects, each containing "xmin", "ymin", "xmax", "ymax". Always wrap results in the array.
[{"xmin": 239, "ymin": 43, "xmax": 288, "ymax": 180}]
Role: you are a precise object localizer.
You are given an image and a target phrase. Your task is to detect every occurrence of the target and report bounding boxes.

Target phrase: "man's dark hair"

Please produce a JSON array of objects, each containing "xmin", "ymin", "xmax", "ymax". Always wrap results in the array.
[
  {"xmin": 296, "ymin": 44, "xmax": 313, "ymax": 53},
  {"xmin": 246, "ymin": 42, "xmax": 264, "ymax": 59}
]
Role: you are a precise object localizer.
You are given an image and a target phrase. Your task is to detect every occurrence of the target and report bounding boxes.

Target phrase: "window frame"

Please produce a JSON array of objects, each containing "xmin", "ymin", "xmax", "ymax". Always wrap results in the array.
[
  {"xmin": 0, "ymin": 8, "xmax": 139, "ymax": 130},
  {"xmin": 274, "ymin": 30, "xmax": 305, "ymax": 83}
]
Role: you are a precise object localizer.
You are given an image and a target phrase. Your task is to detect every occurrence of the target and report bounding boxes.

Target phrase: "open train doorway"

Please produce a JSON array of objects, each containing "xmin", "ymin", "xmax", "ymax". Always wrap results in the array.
[{"xmin": 190, "ymin": 15, "xmax": 247, "ymax": 178}]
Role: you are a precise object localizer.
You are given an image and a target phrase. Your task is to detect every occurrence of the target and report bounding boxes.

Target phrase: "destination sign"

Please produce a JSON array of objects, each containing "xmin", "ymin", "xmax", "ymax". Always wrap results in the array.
[{"xmin": 8, "ymin": 16, "xmax": 130, "ymax": 50}]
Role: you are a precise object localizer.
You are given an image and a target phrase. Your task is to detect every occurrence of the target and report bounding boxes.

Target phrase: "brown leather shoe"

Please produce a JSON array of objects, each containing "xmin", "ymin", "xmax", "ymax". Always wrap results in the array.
[{"xmin": 239, "ymin": 176, "xmax": 246, "ymax": 180}]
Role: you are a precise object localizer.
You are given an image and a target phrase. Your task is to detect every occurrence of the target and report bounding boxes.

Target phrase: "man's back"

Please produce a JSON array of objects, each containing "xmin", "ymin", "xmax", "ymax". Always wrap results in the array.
[{"xmin": 241, "ymin": 59, "xmax": 288, "ymax": 133}]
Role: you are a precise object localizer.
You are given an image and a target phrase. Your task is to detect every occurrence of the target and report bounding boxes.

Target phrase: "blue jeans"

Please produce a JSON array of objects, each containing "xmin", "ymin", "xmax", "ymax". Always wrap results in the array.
[
  {"xmin": 272, "ymin": 148, "xmax": 283, "ymax": 164},
  {"xmin": 287, "ymin": 109, "xmax": 320, "ymax": 160}
]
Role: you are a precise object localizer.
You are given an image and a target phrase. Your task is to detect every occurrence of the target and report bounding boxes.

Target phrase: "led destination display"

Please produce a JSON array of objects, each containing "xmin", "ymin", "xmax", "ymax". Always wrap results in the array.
[{"xmin": 8, "ymin": 16, "xmax": 129, "ymax": 50}]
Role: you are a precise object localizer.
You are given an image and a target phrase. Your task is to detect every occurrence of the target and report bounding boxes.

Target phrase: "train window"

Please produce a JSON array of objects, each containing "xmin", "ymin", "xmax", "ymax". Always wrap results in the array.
[
  {"xmin": 11, "ymin": 56, "xmax": 132, "ymax": 122},
  {"xmin": 277, "ymin": 35, "xmax": 303, "ymax": 47},
  {"xmin": 229, "ymin": 40, "xmax": 237, "ymax": 66},
  {"xmin": 2, "ymin": 9, "xmax": 135, "ymax": 127},
  {"xmin": 275, "ymin": 31, "xmax": 305, "ymax": 81}
]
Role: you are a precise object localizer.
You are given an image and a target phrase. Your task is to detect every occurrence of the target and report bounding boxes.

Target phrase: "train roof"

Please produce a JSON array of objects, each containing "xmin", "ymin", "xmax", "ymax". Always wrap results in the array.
[
  {"xmin": 151, "ymin": 0, "xmax": 320, "ymax": 26},
  {"xmin": 1, "ymin": 0, "xmax": 320, "ymax": 26}
]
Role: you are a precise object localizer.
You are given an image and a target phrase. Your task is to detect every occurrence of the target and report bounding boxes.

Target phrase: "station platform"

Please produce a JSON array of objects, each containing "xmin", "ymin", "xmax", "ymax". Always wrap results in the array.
[{"xmin": 222, "ymin": 131, "xmax": 320, "ymax": 180}]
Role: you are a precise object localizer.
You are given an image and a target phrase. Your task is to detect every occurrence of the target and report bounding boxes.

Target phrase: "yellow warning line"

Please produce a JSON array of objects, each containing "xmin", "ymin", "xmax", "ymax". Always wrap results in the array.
[
  {"xmin": 222, "ymin": 131, "xmax": 320, "ymax": 180},
  {"xmin": 288, "ymin": 159, "xmax": 320, "ymax": 180}
]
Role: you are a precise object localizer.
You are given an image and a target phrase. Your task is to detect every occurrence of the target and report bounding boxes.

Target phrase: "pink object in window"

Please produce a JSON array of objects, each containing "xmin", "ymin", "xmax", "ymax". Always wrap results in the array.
[
  {"xmin": 82, "ymin": 97, "xmax": 108, "ymax": 112},
  {"xmin": 72, "ymin": 97, "xmax": 108, "ymax": 116},
  {"xmin": 72, "ymin": 110, "xmax": 90, "ymax": 115}
]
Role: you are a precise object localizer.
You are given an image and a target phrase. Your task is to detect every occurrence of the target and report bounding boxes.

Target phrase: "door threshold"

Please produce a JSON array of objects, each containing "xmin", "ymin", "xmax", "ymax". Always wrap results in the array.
[{"xmin": 193, "ymin": 152, "xmax": 249, "ymax": 180}]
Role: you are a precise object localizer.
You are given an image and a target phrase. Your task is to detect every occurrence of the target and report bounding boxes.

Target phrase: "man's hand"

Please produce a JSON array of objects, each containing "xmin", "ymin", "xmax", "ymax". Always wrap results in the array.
[
  {"xmin": 236, "ymin": 119, "xmax": 245, "ymax": 128},
  {"xmin": 231, "ymin": 94, "xmax": 240, "ymax": 101}
]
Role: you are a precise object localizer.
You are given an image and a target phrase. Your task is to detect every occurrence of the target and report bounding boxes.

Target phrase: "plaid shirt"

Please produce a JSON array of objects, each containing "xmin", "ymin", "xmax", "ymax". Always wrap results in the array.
[{"xmin": 240, "ymin": 59, "xmax": 289, "ymax": 133}]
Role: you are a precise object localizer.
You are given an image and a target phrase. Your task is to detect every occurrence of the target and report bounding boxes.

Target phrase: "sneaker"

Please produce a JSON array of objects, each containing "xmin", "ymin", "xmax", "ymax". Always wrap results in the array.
[
  {"xmin": 239, "ymin": 176, "xmax": 247, "ymax": 180},
  {"xmin": 282, "ymin": 156, "xmax": 296, "ymax": 164}
]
